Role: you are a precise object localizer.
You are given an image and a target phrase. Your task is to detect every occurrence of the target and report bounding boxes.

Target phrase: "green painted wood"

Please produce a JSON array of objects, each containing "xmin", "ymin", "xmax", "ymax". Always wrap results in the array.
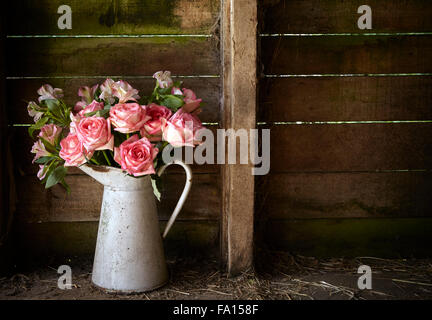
[
  {"xmin": 259, "ymin": 76, "xmax": 432, "ymax": 122},
  {"xmin": 256, "ymin": 172, "xmax": 432, "ymax": 219},
  {"xmin": 6, "ymin": 37, "xmax": 219, "ymax": 77},
  {"xmin": 6, "ymin": 0, "xmax": 221, "ymax": 35},
  {"xmin": 269, "ymin": 123, "xmax": 432, "ymax": 172},
  {"xmin": 7, "ymin": 77, "xmax": 220, "ymax": 124},
  {"xmin": 262, "ymin": 218, "xmax": 432, "ymax": 258},
  {"xmin": 260, "ymin": 0, "xmax": 432, "ymax": 33},
  {"xmin": 261, "ymin": 35, "xmax": 432, "ymax": 75},
  {"xmin": 14, "ymin": 173, "xmax": 220, "ymax": 223}
]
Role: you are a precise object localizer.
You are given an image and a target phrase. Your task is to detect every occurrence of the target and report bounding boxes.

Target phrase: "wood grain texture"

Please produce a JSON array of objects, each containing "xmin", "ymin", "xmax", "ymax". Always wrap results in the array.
[
  {"xmin": 6, "ymin": 37, "xmax": 219, "ymax": 77},
  {"xmin": 221, "ymin": 0, "xmax": 257, "ymax": 275},
  {"xmin": 259, "ymin": 76, "xmax": 432, "ymax": 121},
  {"xmin": 7, "ymin": 77, "xmax": 220, "ymax": 124},
  {"xmin": 258, "ymin": 172, "xmax": 432, "ymax": 219},
  {"xmin": 6, "ymin": 0, "xmax": 221, "ymax": 35},
  {"xmin": 14, "ymin": 220, "xmax": 219, "ymax": 260},
  {"xmin": 14, "ymin": 172, "xmax": 220, "ymax": 223},
  {"xmin": 260, "ymin": 0, "xmax": 432, "ymax": 33},
  {"xmin": 262, "ymin": 218, "xmax": 432, "ymax": 258},
  {"xmin": 261, "ymin": 36, "xmax": 432, "ymax": 74},
  {"xmin": 269, "ymin": 123, "xmax": 432, "ymax": 172}
]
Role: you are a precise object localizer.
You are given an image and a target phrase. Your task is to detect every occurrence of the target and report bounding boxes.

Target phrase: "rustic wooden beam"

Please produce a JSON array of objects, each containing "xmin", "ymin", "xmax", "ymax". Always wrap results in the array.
[{"xmin": 220, "ymin": 0, "xmax": 257, "ymax": 275}]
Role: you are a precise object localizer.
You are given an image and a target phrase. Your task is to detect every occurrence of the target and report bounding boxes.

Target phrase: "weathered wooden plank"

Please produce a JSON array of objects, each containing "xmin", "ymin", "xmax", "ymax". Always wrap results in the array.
[
  {"xmin": 261, "ymin": 36, "xmax": 432, "ymax": 75},
  {"xmin": 259, "ymin": 76, "xmax": 432, "ymax": 121},
  {"xmin": 6, "ymin": 37, "xmax": 219, "ymax": 77},
  {"xmin": 260, "ymin": 0, "xmax": 432, "ymax": 33},
  {"xmin": 257, "ymin": 172, "xmax": 432, "ymax": 219},
  {"xmin": 269, "ymin": 124, "xmax": 432, "ymax": 172},
  {"xmin": 7, "ymin": 77, "xmax": 220, "ymax": 124},
  {"xmin": 262, "ymin": 218, "xmax": 432, "ymax": 258},
  {"xmin": 6, "ymin": 0, "xmax": 221, "ymax": 35},
  {"xmin": 221, "ymin": 0, "xmax": 256, "ymax": 275},
  {"xmin": 14, "ymin": 220, "xmax": 219, "ymax": 260},
  {"xmin": 15, "ymin": 173, "xmax": 220, "ymax": 223},
  {"xmin": 11, "ymin": 126, "xmax": 219, "ymax": 175}
]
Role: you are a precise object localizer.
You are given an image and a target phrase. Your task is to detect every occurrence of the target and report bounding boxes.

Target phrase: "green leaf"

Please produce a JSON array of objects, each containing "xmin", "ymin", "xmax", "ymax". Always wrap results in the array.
[
  {"xmin": 157, "ymin": 87, "xmax": 171, "ymax": 95},
  {"xmin": 28, "ymin": 116, "xmax": 49, "ymax": 138},
  {"xmin": 45, "ymin": 166, "xmax": 68, "ymax": 189},
  {"xmin": 44, "ymin": 99, "xmax": 61, "ymax": 116},
  {"xmin": 161, "ymin": 95, "xmax": 184, "ymax": 112},
  {"xmin": 60, "ymin": 179, "xmax": 71, "ymax": 195},
  {"xmin": 84, "ymin": 109, "xmax": 110, "ymax": 118},
  {"xmin": 151, "ymin": 177, "xmax": 161, "ymax": 201},
  {"xmin": 39, "ymin": 137, "xmax": 57, "ymax": 153},
  {"xmin": 35, "ymin": 156, "xmax": 56, "ymax": 164}
]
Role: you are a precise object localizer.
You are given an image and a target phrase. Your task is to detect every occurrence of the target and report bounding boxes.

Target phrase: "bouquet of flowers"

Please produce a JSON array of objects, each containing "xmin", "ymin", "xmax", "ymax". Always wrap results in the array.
[{"xmin": 27, "ymin": 71, "xmax": 205, "ymax": 198}]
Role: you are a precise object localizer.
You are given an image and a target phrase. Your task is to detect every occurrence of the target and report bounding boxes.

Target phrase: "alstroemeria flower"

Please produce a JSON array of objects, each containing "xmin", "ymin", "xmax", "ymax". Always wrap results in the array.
[
  {"xmin": 38, "ymin": 124, "xmax": 62, "ymax": 145},
  {"xmin": 153, "ymin": 71, "xmax": 173, "ymax": 89},
  {"xmin": 31, "ymin": 139, "xmax": 50, "ymax": 163},
  {"xmin": 27, "ymin": 101, "xmax": 45, "ymax": 123},
  {"xmin": 181, "ymin": 88, "xmax": 202, "ymax": 114},
  {"xmin": 37, "ymin": 84, "xmax": 63, "ymax": 103},
  {"xmin": 112, "ymin": 80, "xmax": 140, "ymax": 104},
  {"xmin": 171, "ymin": 87, "xmax": 183, "ymax": 95},
  {"xmin": 99, "ymin": 78, "xmax": 116, "ymax": 104},
  {"xmin": 37, "ymin": 165, "xmax": 47, "ymax": 180},
  {"xmin": 74, "ymin": 84, "xmax": 99, "ymax": 112}
]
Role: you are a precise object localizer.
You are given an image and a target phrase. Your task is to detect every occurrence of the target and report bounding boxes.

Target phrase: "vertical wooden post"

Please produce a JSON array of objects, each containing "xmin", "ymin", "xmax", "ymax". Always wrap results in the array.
[{"xmin": 220, "ymin": 0, "xmax": 257, "ymax": 275}]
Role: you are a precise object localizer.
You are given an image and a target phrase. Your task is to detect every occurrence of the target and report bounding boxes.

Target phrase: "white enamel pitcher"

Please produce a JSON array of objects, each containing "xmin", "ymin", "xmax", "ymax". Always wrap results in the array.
[{"xmin": 79, "ymin": 160, "xmax": 192, "ymax": 293}]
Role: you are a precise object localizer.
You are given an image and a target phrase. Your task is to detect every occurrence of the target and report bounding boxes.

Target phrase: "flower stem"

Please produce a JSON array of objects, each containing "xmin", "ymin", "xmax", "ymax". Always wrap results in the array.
[
  {"xmin": 90, "ymin": 157, "xmax": 100, "ymax": 165},
  {"xmin": 126, "ymin": 133, "xmax": 130, "ymax": 140},
  {"xmin": 102, "ymin": 150, "xmax": 112, "ymax": 166}
]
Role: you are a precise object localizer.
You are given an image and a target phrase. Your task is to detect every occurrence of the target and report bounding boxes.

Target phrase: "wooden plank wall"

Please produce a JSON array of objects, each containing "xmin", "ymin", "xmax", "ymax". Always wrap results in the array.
[
  {"xmin": 258, "ymin": 0, "xmax": 432, "ymax": 257},
  {"xmin": 5, "ymin": 0, "xmax": 221, "ymax": 257}
]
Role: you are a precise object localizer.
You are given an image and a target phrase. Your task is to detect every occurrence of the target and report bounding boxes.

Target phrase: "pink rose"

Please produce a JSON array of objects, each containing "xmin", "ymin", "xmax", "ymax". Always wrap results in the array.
[
  {"xmin": 38, "ymin": 124, "xmax": 62, "ymax": 145},
  {"xmin": 59, "ymin": 133, "xmax": 93, "ymax": 166},
  {"xmin": 31, "ymin": 139, "xmax": 50, "ymax": 163},
  {"xmin": 114, "ymin": 134, "xmax": 158, "ymax": 176},
  {"xmin": 112, "ymin": 80, "xmax": 140, "ymax": 104},
  {"xmin": 71, "ymin": 100, "xmax": 104, "ymax": 122},
  {"xmin": 153, "ymin": 71, "xmax": 173, "ymax": 89},
  {"xmin": 141, "ymin": 103, "xmax": 172, "ymax": 137},
  {"xmin": 181, "ymin": 88, "xmax": 202, "ymax": 113},
  {"xmin": 161, "ymin": 108, "xmax": 204, "ymax": 147},
  {"xmin": 72, "ymin": 117, "xmax": 114, "ymax": 152},
  {"xmin": 37, "ymin": 84, "xmax": 63, "ymax": 102},
  {"xmin": 109, "ymin": 103, "xmax": 150, "ymax": 134}
]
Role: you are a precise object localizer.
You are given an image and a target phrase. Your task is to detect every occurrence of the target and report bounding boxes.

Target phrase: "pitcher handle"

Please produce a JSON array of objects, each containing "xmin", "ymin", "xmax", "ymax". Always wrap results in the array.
[{"xmin": 157, "ymin": 160, "xmax": 192, "ymax": 239}]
